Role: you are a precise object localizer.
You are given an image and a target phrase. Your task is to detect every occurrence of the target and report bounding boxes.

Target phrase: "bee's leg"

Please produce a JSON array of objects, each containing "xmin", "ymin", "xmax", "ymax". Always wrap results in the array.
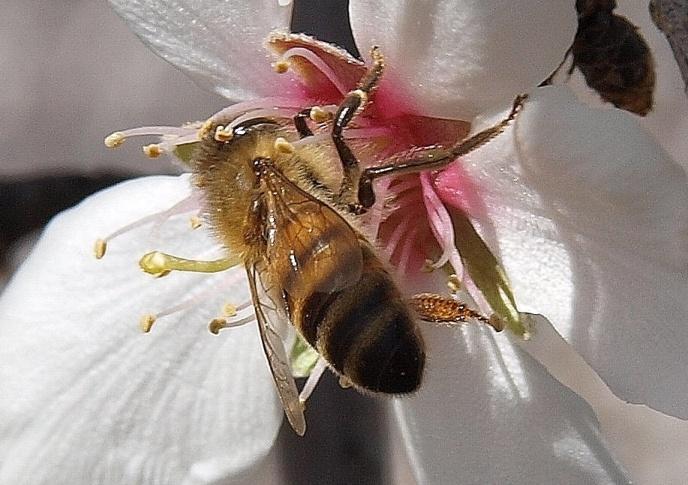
[
  {"xmin": 357, "ymin": 94, "xmax": 528, "ymax": 208},
  {"xmin": 293, "ymin": 108, "xmax": 314, "ymax": 138},
  {"xmin": 409, "ymin": 293, "xmax": 504, "ymax": 332},
  {"xmin": 332, "ymin": 47, "xmax": 385, "ymax": 205}
]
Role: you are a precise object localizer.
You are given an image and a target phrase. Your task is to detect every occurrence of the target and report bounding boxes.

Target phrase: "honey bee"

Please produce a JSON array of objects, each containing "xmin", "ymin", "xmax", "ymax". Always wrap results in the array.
[
  {"xmin": 188, "ymin": 49, "xmax": 521, "ymax": 436},
  {"xmin": 571, "ymin": 0, "xmax": 656, "ymax": 115}
]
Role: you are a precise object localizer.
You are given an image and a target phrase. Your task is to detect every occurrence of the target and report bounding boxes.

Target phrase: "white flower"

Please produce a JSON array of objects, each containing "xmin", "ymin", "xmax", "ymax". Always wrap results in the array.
[{"xmin": 1, "ymin": 1, "xmax": 687, "ymax": 484}]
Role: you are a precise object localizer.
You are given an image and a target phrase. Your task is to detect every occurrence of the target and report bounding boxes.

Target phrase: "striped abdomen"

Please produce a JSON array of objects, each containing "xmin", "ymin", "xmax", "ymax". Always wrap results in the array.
[{"xmin": 288, "ymin": 245, "xmax": 425, "ymax": 394}]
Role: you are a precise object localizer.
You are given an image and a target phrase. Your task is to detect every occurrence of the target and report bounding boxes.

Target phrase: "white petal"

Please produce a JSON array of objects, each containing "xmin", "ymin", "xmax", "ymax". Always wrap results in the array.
[
  {"xmin": 0, "ymin": 176, "xmax": 282, "ymax": 484},
  {"xmin": 395, "ymin": 323, "xmax": 630, "ymax": 484},
  {"xmin": 108, "ymin": 0, "xmax": 294, "ymax": 101},
  {"xmin": 450, "ymin": 86, "xmax": 688, "ymax": 418},
  {"xmin": 349, "ymin": 0, "xmax": 576, "ymax": 119}
]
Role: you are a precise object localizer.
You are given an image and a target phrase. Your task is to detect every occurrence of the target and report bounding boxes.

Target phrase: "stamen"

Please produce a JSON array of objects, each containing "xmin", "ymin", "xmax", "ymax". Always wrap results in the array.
[
  {"xmin": 208, "ymin": 97, "xmax": 315, "ymax": 127},
  {"xmin": 93, "ymin": 194, "xmax": 199, "ymax": 258},
  {"xmin": 274, "ymin": 137, "xmax": 295, "ymax": 154},
  {"xmin": 227, "ymin": 107, "xmax": 300, "ymax": 132},
  {"xmin": 214, "ymin": 125, "xmax": 234, "ymax": 142},
  {"xmin": 143, "ymin": 144, "xmax": 163, "ymax": 158},
  {"xmin": 299, "ymin": 358, "xmax": 328, "ymax": 403},
  {"xmin": 189, "ymin": 216, "xmax": 202, "ymax": 230},
  {"xmin": 140, "ymin": 314, "xmax": 157, "ymax": 333},
  {"xmin": 277, "ymin": 47, "xmax": 348, "ymax": 95},
  {"xmin": 139, "ymin": 251, "xmax": 239, "ymax": 277},
  {"xmin": 104, "ymin": 132, "xmax": 125, "ymax": 148}
]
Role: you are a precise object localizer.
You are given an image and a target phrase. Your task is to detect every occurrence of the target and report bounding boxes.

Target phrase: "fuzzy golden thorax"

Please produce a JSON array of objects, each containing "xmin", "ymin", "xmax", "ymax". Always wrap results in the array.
[{"xmin": 191, "ymin": 120, "xmax": 342, "ymax": 264}]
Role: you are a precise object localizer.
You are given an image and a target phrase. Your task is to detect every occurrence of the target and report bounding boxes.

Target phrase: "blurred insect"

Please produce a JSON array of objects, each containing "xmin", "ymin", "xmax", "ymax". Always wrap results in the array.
[
  {"xmin": 543, "ymin": 0, "xmax": 655, "ymax": 115},
  {"xmin": 650, "ymin": 0, "xmax": 688, "ymax": 93},
  {"xmin": 129, "ymin": 48, "xmax": 520, "ymax": 436}
]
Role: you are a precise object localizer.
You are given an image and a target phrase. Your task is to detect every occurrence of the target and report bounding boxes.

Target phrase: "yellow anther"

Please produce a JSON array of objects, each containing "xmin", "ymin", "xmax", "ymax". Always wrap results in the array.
[
  {"xmin": 447, "ymin": 274, "xmax": 461, "ymax": 294},
  {"xmin": 93, "ymin": 239, "xmax": 107, "ymax": 259},
  {"xmin": 140, "ymin": 314, "xmax": 157, "ymax": 333},
  {"xmin": 198, "ymin": 118, "xmax": 214, "ymax": 139},
  {"xmin": 272, "ymin": 60, "xmax": 290, "ymax": 74},
  {"xmin": 139, "ymin": 251, "xmax": 239, "ymax": 277},
  {"xmin": 214, "ymin": 125, "xmax": 233, "ymax": 142},
  {"xmin": 309, "ymin": 106, "xmax": 331, "ymax": 123},
  {"xmin": 143, "ymin": 144, "xmax": 163, "ymax": 158},
  {"xmin": 208, "ymin": 318, "xmax": 228, "ymax": 335},
  {"xmin": 189, "ymin": 216, "xmax": 202, "ymax": 230},
  {"xmin": 222, "ymin": 303, "xmax": 238, "ymax": 317},
  {"xmin": 274, "ymin": 137, "xmax": 295, "ymax": 154},
  {"xmin": 104, "ymin": 132, "xmax": 125, "ymax": 148},
  {"xmin": 139, "ymin": 251, "xmax": 173, "ymax": 277}
]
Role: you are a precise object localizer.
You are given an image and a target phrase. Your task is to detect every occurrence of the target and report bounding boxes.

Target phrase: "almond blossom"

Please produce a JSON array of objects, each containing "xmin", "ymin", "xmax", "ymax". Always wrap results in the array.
[{"xmin": 1, "ymin": 1, "xmax": 687, "ymax": 484}]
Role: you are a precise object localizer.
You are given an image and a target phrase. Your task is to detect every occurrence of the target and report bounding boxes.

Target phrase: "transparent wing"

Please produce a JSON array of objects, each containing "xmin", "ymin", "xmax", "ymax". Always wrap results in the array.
[
  {"xmin": 262, "ymin": 166, "xmax": 364, "ymax": 297},
  {"xmin": 246, "ymin": 264, "xmax": 306, "ymax": 436},
  {"xmin": 108, "ymin": 0, "xmax": 292, "ymax": 101}
]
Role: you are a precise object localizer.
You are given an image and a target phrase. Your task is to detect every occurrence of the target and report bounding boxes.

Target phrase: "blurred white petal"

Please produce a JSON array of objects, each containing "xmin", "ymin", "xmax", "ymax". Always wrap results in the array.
[
  {"xmin": 0, "ymin": 176, "xmax": 282, "ymax": 484},
  {"xmin": 395, "ymin": 323, "xmax": 630, "ymax": 485},
  {"xmin": 436, "ymin": 85, "xmax": 688, "ymax": 418},
  {"xmin": 520, "ymin": 313, "xmax": 688, "ymax": 485},
  {"xmin": 108, "ymin": 0, "xmax": 295, "ymax": 102},
  {"xmin": 349, "ymin": 0, "xmax": 576, "ymax": 118}
]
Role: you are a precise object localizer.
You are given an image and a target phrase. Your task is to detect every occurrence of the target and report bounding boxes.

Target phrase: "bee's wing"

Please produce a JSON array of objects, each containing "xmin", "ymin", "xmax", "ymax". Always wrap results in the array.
[
  {"xmin": 263, "ymin": 167, "xmax": 364, "ymax": 296},
  {"xmin": 246, "ymin": 264, "xmax": 307, "ymax": 436}
]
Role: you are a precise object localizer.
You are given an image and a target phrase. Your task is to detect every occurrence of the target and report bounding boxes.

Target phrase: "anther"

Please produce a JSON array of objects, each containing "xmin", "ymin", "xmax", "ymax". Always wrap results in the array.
[
  {"xmin": 272, "ymin": 60, "xmax": 290, "ymax": 74},
  {"xmin": 143, "ymin": 144, "xmax": 163, "ymax": 158},
  {"xmin": 140, "ymin": 313, "xmax": 157, "ymax": 333},
  {"xmin": 309, "ymin": 106, "xmax": 331, "ymax": 123},
  {"xmin": 189, "ymin": 216, "xmax": 202, "ymax": 230},
  {"xmin": 222, "ymin": 303, "xmax": 238, "ymax": 317},
  {"xmin": 208, "ymin": 318, "xmax": 228, "ymax": 335},
  {"xmin": 104, "ymin": 132, "xmax": 125, "ymax": 148},
  {"xmin": 214, "ymin": 125, "xmax": 234, "ymax": 142},
  {"xmin": 93, "ymin": 239, "xmax": 107, "ymax": 259},
  {"xmin": 274, "ymin": 137, "xmax": 295, "ymax": 154},
  {"xmin": 447, "ymin": 274, "xmax": 461, "ymax": 293}
]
